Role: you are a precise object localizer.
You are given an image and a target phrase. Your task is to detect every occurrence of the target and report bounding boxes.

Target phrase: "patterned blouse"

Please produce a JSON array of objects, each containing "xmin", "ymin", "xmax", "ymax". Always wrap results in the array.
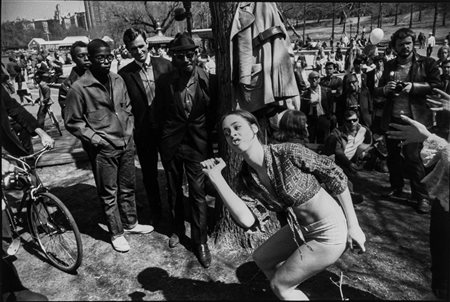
[{"xmin": 235, "ymin": 143, "xmax": 348, "ymax": 244}]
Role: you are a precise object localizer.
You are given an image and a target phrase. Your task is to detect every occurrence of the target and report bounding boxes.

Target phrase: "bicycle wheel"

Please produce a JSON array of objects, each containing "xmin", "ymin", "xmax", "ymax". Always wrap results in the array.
[
  {"xmin": 49, "ymin": 110, "xmax": 62, "ymax": 136},
  {"xmin": 27, "ymin": 192, "xmax": 82, "ymax": 272},
  {"xmin": 2, "ymin": 198, "xmax": 21, "ymax": 257}
]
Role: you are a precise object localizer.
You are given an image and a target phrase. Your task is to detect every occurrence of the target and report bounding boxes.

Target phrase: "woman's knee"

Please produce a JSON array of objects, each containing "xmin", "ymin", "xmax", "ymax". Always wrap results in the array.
[{"xmin": 269, "ymin": 276, "xmax": 299, "ymax": 300}]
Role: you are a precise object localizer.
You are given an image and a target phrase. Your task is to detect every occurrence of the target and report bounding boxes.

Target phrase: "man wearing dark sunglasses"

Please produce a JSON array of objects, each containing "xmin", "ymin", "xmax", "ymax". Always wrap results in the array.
[
  {"xmin": 58, "ymin": 41, "xmax": 91, "ymax": 120},
  {"xmin": 154, "ymin": 32, "xmax": 217, "ymax": 268},
  {"xmin": 65, "ymin": 39, "xmax": 154, "ymax": 253},
  {"xmin": 119, "ymin": 28, "xmax": 173, "ymax": 227},
  {"xmin": 323, "ymin": 110, "xmax": 373, "ymax": 204}
]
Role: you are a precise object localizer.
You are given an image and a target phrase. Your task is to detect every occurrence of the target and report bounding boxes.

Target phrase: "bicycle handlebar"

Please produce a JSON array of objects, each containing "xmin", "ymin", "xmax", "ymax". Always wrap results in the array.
[{"xmin": 2, "ymin": 145, "xmax": 51, "ymax": 163}]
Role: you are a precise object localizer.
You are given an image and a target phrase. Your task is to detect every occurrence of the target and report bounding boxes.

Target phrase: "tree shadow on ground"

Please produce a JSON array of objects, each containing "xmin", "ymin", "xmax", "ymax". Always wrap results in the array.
[{"xmin": 133, "ymin": 261, "xmax": 380, "ymax": 300}]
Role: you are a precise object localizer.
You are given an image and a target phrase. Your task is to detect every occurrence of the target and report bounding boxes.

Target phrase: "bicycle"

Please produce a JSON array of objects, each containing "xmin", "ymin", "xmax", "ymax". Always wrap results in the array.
[{"xmin": 1, "ymin": 146, "xmax": 83, "ymax": 273}]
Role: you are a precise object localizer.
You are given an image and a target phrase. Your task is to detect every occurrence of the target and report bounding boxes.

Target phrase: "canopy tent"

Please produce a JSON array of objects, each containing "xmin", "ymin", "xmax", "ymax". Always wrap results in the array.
[{"xmin": 147, "ymin": 25, "xmax": 173, "ymax": 47}]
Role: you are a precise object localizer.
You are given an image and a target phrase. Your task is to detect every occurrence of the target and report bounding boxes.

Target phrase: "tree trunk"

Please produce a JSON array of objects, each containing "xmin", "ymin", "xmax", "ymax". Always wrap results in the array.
[
  {"xmin": 394, "ymin": 4, "xmax": 399, "ymax": 26},
  {"xmin": 409, "ymin": 4, "xmax": 413, "ymax": 28},
  {"xmin": 432, "ymin": 2, "xmax": 438, "ymax": 36},
  {"xmin": 418, "ymin": 5, "xmax": 422, "ymax": 22},
  {"xmin": 378, "ymin": 2, "xmax": 382, "ymax": 28},
  {"xmin": 209, "ymin": 2, "xmax": 281, "ymax": 250},
  {"xmin": 356, "ymin": 3, "xmax": 360, "ymax": 37},
  {"xmin": 303, "ymin": 3, "xmax": 306, "ymax": 43},
  {"xmin": 331, "ymin": 3, "xmax": 335, "ymax": 44},
  {"xmin": 443, "ymin": 3, "xmax": 447, "ymax": 26}
]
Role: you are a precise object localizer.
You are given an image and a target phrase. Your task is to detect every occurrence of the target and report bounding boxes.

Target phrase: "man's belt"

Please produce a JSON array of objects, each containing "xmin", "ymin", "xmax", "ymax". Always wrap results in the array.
[{"xmin": 253, "ymin": 26, "xmax": 285, "ymax": 48}]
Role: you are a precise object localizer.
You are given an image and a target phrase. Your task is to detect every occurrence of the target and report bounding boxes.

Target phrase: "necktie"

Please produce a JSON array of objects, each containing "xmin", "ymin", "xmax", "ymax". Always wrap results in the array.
[{"xmin": 141, "ymin": 63, "xmax": 154, "ymax": 106}]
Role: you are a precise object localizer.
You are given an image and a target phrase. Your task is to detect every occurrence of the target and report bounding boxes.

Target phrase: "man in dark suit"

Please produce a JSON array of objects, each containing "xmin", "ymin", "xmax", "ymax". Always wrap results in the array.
[
  {"xmin": 301, "ymin": 71, "xmax": 335, "ymax": 144},
  {"xmin": 119, "ymin": 28, "xmax": 173, "ymax": 225},
  {"xmin": 154, "ymin": 33, "xmax": 216, "ymax": 268}
]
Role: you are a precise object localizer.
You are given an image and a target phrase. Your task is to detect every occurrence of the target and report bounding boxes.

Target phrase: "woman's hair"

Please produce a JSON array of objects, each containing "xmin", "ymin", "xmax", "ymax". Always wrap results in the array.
[
  {"xmin": 273, "ymin": 110, "xmax": 309, "ymax": 144},
  {"xmin": 220, "ymin": 109, "xmax": 263, "ymax": 143},
  {"xmin": 437, "ymin": 46, "xmax": 450, "ymax": 60}
]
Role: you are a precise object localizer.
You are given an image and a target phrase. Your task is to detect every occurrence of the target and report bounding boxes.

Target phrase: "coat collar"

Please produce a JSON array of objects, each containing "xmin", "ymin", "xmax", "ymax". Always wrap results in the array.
[
  {"xmin": 79, "ymin": 69, "xmax": 120, "ymax": 88},
  {"xmin": 170, "ymin": 66, "xmax": 208, "ymax": 87}
]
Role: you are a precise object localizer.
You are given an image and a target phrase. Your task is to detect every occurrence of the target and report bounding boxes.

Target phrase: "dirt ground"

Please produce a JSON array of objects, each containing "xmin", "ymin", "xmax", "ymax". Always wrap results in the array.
[{"xmin": 6, "ymin": 151, "xmax": 438, "ymax": 301}]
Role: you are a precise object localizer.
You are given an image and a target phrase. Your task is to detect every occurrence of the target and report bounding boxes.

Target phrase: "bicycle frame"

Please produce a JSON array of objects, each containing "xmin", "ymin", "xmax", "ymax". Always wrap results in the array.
[{"xmin": 2, "ymin": 147, "xmax": 51, "ymax": 209}]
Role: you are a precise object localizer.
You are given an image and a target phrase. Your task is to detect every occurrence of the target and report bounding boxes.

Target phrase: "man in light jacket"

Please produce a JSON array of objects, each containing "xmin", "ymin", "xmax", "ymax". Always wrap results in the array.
[{"xmin": 65, "ymin": 39, "xmax": 153, "ymax": 253}]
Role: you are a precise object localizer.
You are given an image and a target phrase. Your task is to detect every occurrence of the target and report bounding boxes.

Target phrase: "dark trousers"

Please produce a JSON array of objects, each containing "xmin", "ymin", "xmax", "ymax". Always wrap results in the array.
[
  {"xmin": 430, "ymin": 199, "xmax": 450, "ymax": 293},
  {"xmin": 135, "ymin": 129, "xmax": 161, "ymax": 216},
  {"xmin": 307, "ymin": 114, "xmax": 330, "ymax": 144},
  {"xmin": 386, "ymin": 117, "xmax": 429, "ymax": 201},
  {"xmin": 322, "ymin": 135, "xmax": 358, "ymax": 193},
  {"xmin": 10, "ymin": 121, "xmax": 33, "ymax": 154},
  {"xmin": 36, "ymin": 102, "xmax": 50, "ymax": 129},
  {"xmin": 87, "ymin": 139, "xmax": 137, "ymax": 238},
  {"xmin": 162, "ymin": 144, "xmax": 208, "ymax": 245},
  {"xmin": 427, "ymin": 45, "xmax": 433, "ymax": 57}
]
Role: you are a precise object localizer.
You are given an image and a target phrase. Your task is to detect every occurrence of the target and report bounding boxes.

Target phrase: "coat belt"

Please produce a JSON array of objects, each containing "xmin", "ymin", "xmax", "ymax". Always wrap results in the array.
[{"xmin": 253, "ymin": 26, "xmax": 285, "ymax": 48}]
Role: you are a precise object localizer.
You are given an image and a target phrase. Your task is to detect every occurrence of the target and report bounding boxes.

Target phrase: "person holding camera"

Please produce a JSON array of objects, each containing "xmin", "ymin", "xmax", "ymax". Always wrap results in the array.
[{"xmin": 374, "ymin": 28, "xmax": 441, "ymax": 214}]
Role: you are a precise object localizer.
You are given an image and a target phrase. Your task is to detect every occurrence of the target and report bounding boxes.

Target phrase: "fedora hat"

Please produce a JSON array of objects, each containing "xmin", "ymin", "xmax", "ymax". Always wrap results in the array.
[{"xmin": 169, "ymin": 32, "xmax": 198, "ymax": 52}]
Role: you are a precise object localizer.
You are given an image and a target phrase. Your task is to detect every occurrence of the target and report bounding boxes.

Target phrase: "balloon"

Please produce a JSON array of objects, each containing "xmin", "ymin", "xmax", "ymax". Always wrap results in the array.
[{"xmin": 370, "ymin": 28, "xmax": 384, "ymax": 45}]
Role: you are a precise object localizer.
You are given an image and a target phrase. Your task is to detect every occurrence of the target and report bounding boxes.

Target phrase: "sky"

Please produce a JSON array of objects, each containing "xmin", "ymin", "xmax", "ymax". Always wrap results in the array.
[{"xmin": 1, "ymin": 0, "xmax": 85, "ymax": 22}]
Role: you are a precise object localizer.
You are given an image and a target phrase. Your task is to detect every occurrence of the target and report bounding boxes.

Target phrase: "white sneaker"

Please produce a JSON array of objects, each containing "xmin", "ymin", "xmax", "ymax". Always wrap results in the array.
[
  {"xmin": 124, "ymin": 224, "xmax": 154, "ymax": 234},
  {"xmin": 111, "ymin": 235, "xmax": 130, "ymax": 252}
]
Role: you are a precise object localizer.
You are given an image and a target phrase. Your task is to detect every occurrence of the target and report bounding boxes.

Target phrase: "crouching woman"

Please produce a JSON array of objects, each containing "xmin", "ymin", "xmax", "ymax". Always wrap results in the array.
[{"xmin": 201, "ymin": 110, "xmax": 366, "ymax": 300}]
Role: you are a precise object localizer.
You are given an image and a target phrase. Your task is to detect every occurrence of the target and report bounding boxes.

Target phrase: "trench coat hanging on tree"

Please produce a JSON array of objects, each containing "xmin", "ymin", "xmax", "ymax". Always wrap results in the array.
[{"xmin": 229, "ymin": 2, "xmax": 300, "ymax": 114}]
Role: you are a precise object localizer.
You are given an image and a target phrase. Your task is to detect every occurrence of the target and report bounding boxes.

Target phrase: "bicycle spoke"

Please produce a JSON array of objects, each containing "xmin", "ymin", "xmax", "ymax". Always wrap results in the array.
[{"xmin": 29, "ymin": 192, "xmax": 82, "ymax": 272}]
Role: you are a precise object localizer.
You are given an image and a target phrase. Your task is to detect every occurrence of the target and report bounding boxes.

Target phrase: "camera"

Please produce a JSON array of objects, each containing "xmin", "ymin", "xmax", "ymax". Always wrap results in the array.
[{"xmin": 394, "ymin": 81, "xmax": 407, "ymax": 93}]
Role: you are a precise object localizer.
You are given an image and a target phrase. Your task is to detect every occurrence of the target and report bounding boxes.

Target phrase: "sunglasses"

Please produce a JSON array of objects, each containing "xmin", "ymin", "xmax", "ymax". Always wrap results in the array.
[
  {"xmin": 173, "ymin": 51, "xmax": 196, "ymax": 60},
  {"xmin": 94, "ymin": 54, "xmax": 114, "ymax": 63},
  {"xmin": 345, "ymin": 118, "xmax": 358, "ymax": 123}
]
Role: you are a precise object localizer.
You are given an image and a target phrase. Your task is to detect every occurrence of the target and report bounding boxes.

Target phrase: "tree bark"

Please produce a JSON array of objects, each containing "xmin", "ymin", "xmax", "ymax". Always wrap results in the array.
[
  {"xmin": 432, "ymin": 2, "xmax": 438, "ymax": 36},
  {"xmin": 331, "ymin": 3, "xmax": 335, "ymax": 44},
  {"xmin": 356, "ymin": 2, "xmax": 360, "ymax": 37},
  {"xmin": 303, "ymin": 3, "xmax": 306, "ymax": 43},
  {"xmin": 418, "ymin": 5, "xmax": 422, "ymax": 22},
  {"xmin": 443, "ymin": 3, "xmax": 447, "ymax": 26},
  {"xmin": 394, "ymin": 4, "xmax": 399, "ymax": 26},
  {"xmin": 409, "ymin": 4, "xmax": 414, "ymax": 28},
  {"xmin": 209, "ymin": 2, "xmax": 282, "ymax": 250},
  {"xmin": 378, "ymin": 3, "xmax": 382, "ymax": 28}
]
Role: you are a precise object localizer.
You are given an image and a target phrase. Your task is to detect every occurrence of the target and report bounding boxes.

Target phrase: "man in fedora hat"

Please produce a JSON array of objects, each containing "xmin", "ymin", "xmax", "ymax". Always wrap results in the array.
[{"xmin": 154, "ymin": 32, "xmax": 217, "ymax": 268}]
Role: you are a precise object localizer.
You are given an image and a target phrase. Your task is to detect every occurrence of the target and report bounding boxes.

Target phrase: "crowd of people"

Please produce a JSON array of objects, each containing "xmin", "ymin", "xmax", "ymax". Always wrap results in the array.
[{"xmin": 2, "ymin": 25, "xmax": 449, "ymax": 301}]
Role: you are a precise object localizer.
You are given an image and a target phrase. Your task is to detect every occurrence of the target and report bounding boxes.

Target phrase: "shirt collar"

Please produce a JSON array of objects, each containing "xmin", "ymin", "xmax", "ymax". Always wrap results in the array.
[
  {"xmin": 135, "ymin": 55, "xmax": 151, "ymax": 69},
  {"xmin": 80, "ymin": 69, "xmax": 116, "ymax": 87}
]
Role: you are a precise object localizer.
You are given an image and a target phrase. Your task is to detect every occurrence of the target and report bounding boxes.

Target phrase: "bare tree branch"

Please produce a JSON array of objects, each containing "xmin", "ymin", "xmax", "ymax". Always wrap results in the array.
[
  {"xmin": 161, "ymin": 2, "xmax": 180, "ymax": 28},
  {"xmin": 144, "ymin": 1, "xmax": 157, "ymax": 28}
]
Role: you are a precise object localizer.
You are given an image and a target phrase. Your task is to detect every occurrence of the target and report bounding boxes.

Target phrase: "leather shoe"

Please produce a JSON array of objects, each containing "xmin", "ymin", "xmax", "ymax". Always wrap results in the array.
[
  {"xmin": 195, "ymin": 244, "xmax": 211, "ymax": 268},
  {"xmin": 169, "ymin": 234, "xmax": 180, "ymax": 248},
  {"xmin": 417, "ymin": 199, "xmax": 431, "ymax": 214},
  {"xmin": 382, "ymin": 188, "xmax": 406, "ymax": 199}
]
